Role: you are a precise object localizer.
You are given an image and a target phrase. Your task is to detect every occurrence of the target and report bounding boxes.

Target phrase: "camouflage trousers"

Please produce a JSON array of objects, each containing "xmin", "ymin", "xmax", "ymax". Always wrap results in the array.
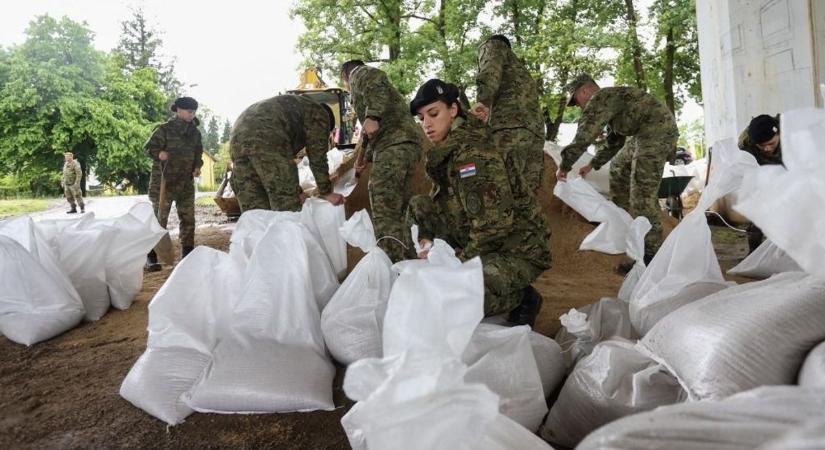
[
  {"xmin": 63, "ymin": 185, "xmax": 84, "ymax": 209},
  {"xmin": 231, "ymin": 145, "xmax": 302, "ymax": 212},
  {"xmin": 407, "ymin": 195, "xmax": 545, "ymax": 316},
  {"xmin": 369, "ymin": 141, "xmax": 420, "ymax": 263},
  {"xmin": 493, "ymin": 128, "xmax": 545, "ymax": 203},
  {"xmin": 609, "ymin": 133, "xmax": 678, "ymax": 254},
  {"xmin": 148, "ymin": 171, "xmax": 196, "ymax": 248}
]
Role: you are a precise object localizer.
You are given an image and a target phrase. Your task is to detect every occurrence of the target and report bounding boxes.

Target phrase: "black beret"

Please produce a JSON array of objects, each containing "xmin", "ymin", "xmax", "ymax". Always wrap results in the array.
[
  {"xmin": 409, "ymin": 79, "xmax": 459, "ymax": 115},
  {"xmin": 171, "ymin": 96, "xmax": 198, "ymax": 112},
  {"xmin": 748, "ymin": 114, "xmax": 779, "ymax": 144}
]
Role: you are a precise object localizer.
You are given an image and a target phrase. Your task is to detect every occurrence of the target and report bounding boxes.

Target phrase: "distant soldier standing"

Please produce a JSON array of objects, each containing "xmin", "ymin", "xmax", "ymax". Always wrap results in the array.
[
  {"xmin": 144, "ymin": 96, "xmax": 203, "ymax": 271},
  {"xmin": 738, "ymin": 114, "xmax": 783, "ymax": 253},
  {"xmin": 229, "ymin": 94, "xmax": 345, "ymax": 212},
  {"xmin": 341, "ymin": 60, "xmax": 423, "ymax": 262},
  {"xmin": 472, "ymin": 35, "xmax": 545, "ymax": 203},
  {"xmin": 61, "ymin": 152, "xmax": 84, "ymax": 214},
  {"xmin": 558, "ymin": 74, "xmax": 678, "ymax": 264}
]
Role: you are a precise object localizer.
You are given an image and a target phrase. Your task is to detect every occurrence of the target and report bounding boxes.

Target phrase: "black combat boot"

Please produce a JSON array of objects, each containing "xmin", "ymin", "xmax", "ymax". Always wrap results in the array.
[
  {"xmin": 145, "ymin": 249, "xmax": 162, "ymax": 272},
  {"xmin": 615, "ymin": 259, "xmax": 635, "ymax": 275},
  {"xmin": 181, "ymin": 245, "xmax": 194, "ymax": 260},
  {"xmin": 643, "ymin": 251, "xmax": 656, "ymax": 266},
  {"xmin": 507, "ymin": 286, "xmax": 544, "ymax": 328},
  {"xmin": 67, "ymin": 207, "xmax": 77, "ymax": 214}
]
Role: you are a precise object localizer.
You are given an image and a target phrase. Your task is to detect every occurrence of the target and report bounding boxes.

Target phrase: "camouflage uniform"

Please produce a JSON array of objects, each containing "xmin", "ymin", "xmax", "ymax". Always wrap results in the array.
[
  {"xmin": 561, "ymin": 86, "xmax": 678, "ymax": 254},
  {"xmin": 407, "ymin": 118, "xmax": 551, "ymax": 315},
  {"xmin": 476, "ymin": 38, "xmax": 545, "ymax": 201},
  {"xmin": 229, "ymin": 95, "xmax": 332, "ymax": 212},
  {"xmin": 62, "ymin": 159, "xmax": 84, "ymax": 210},
  {"xmin": 349, "ymin": 65, "xmax": 423, "ymax": 262},
  {"xmin": 144, "ymin": 117, "xmax": 203, "ymax": 249}
]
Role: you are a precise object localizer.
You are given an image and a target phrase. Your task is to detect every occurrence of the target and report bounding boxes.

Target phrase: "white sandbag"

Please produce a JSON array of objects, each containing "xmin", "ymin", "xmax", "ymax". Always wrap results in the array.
[
  {"xmin": 641, "ymin": 272, "xmax": 825, "ymax": 401},
  {"xmin": 526, "ymin": 330, "xmax": 565, "ymax": 396},
  {"xmin": 463, "ymin": 324, "xmax": 548, "ymax": 431},
  {"xmin": 578, "ymin": 386, "xmax": 825, "ymax": 450},
  {"xmin": 735, "ymin": 109, "xmax": 825, "ymax": 276},
  {"xmin": 555, "ymin": 297, "xmax": 633, "ymax": 371},
  {"xmin": 553, "ymin": 177, "xmax": 633, "ymax": 254},
  {"xmin": 184, "ymin": 336, "xmax": 334, "ymax": 413},
  {"xmin": 728, "ymin": 239, "xmax": 802, "ymax": 279},
  {"xmin": 300, "ymin": 198, "xmax": 347, "ymax": 277},
  {"xmin": 540, "ymin": 340, "xmax": 685, "ymax": 449},
  {"xmin": 119, "ymin": 346, "xmax": 211, "ymax": 425},
  {"xmin": 798, "ymin": 341, "xmax": 825, "ymax": 388},
  {"xmin": 617, "ymin": 217, "xmax": 651, "ymax": 301},
  {"xmin": 321, "ymin": 211, "xmax": 395, "ymax": 365},
  {"xmin": 0, "ymin": 236, "xmax": 85, "ymax": 345},
  {"xmin": 758, "ymin": 417, "xmax": 825, "ymax": 450}
]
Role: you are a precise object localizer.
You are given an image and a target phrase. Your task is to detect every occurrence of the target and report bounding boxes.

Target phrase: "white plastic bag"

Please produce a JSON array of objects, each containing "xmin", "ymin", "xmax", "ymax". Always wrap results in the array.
[
  {"xmin": 728, "ymin": 240, "xmax": 802, "ymax": 279},
  {"xmin": 321, "ymin": 211, "xmax": 395, "ymax": 365},
  {"xmin": 798, "ymin": 341, "xmax": 825, "ymax": 388},
  {"xmin": 758, "ymin": 417, "xmax": 825, "ymax": 450},
  {"xmin": 540, "ymin": 340, "xmax": 685, "ymax": 448},
  {"xmin": 641, "ymin": 272, "xmax": 825, "ymax": 401},
  {"xmin": 577, "ymin": 386, "xmax": 825, "ymax": 450},
  {"xmin": 300, "ymin": 198, "xmax": 347, "ymax": 278},
  {"xmin": 555, "ymin": 297, "xmax": 633, "ymax": 370},
  {"xmin": 526, "ymin": 330, "xmax": 565, "ymax": 397}
]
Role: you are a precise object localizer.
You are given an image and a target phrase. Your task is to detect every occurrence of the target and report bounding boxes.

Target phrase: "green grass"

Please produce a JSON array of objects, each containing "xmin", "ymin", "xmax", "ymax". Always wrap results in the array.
[
  {"xmin": 195, "ymin": 196, "xmax": 216, "ymax": 206},
  {"xmin": 0, "ymin": 199, "xmax": 52, "ymax": 219}
]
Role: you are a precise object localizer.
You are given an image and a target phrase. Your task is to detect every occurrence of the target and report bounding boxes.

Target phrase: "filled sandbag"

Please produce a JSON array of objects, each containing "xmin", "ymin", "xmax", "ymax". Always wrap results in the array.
[
  {"xmin": 300, "ymin": 198, "xmax": 347, "ymax": 278},
  {"xmin": 540, "ymin": 340, "xmax": 685, "ymax": 449},
  {"xmin": 321, "ymin": 211, "xmax": 395, "ymax": 365},
  {"xmin": 577, "ymin": 386, "xmax": 825, "ymax": 450},
  {"xmin": 555, "ymin": 297, "xmax": 633, "ymax": 371},
  {"xmin": 728, "ymin": 239, "xmax": 802, "ymax": 279},
  {"xmin": 758, "ymin": 417, "xmax": 825, "ymax": 450},
  {"xmin": 526, "ymin": 330, "xmax": 565, "ymax": 396},
  {"xmin": 0, "ymin": 235, "xmax": 85, "ymax": 345},
  {"xmin": 641, "ymin": 272, "xmax": 825, "ymax": 401},
  {"xmin": 798, "ymin": 341, "xmax": 825, "ymax": 388}
]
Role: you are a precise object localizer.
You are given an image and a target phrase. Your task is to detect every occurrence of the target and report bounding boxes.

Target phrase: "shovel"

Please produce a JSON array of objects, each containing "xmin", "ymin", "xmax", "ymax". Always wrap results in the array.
[{"xmin": 153, "ymin": 161, "xmax": 175, "ymax": 264}]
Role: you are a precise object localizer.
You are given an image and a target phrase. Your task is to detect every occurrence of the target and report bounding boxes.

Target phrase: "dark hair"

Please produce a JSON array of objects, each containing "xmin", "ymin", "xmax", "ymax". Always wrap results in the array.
[
  {"xmin": 340, "ymin": 60, "xmax": 365, "ymax": 80},
  {"xmin": 409, "ymin": 79, "xmax": 465, "ymax": 118},
  {"xmin": 489, "ymin": 34, "xmax": 511, "ymax": 48},
  {"xmin": 319, "ymin": 103, "xmax": 336, "ymax": 133}
]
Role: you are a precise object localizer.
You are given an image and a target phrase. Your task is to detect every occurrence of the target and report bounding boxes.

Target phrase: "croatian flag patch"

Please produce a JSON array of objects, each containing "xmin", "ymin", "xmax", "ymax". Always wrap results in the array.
[{"xmin": 459, "ymin": 163, "xmax": 477, "ymax": 178}]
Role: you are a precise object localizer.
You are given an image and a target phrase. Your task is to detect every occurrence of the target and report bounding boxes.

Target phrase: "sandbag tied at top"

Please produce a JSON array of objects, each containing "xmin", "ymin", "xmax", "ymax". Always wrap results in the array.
[
  {"xmin": 540, "ymin": 340, "xmax": 685, "ymax": 449},
  {"xmin": 555, "ymin": 297, "xmax": 634, "ymax": 372},
  {"xmin": 577, "ymin": 386, "xmax": 825, "ymax": 450},
  {"xmin": 641, "ymin": 272, "xmax": 825, "ymax": 401}
]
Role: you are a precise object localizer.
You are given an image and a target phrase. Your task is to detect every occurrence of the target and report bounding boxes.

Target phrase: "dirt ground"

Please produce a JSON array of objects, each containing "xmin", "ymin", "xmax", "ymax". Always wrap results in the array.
[{"xmin": 0, "ymin": 156, "xmax": 755, "ymax": 449}]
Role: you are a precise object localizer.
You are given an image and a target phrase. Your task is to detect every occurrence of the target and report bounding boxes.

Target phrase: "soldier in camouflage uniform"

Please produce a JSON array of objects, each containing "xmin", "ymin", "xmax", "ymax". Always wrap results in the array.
[
  {"xmin": 229, "ymin": 95, "xmax": 344, "ymax": 212},
  {"xmin": 737, "ymin": 114, "xmax": 783, "ymax": 253},
  {"xmin": 473, "ymin": 35, "xmax": 545, "ymax": 203},
  {"xmin": 144, "ymin": 97, "xmax": 203, "ymax": 270},
  {"xmin": 558, "ymin": 74, "xmax": 678, "ymax": 261},
  {"xmin": 341, "ymin": 60, "xmax": 423, "ymax": 263},
  {"xmin": 408, "ymin": 79, "xmax": 551, "ymax": 327},
  {"xmin": 61, "ymin": 152, "xmax": 84, "ymax": 214}
]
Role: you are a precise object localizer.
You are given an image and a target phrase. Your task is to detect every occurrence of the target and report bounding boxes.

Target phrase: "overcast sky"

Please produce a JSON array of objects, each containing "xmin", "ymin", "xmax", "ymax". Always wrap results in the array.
[{"xmin": 0, "ymin": 0, "xmax": 307, "ymax": 123}]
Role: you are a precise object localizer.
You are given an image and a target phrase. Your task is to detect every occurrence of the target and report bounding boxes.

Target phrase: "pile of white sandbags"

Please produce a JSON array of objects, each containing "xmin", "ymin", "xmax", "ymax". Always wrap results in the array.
[
  {"xmin": 341, "ymin": 243, "xmax": 554, "ymax": 449},
  {"xmin": 121, "ymin": 203, "xmax": 343, "ymax": 425},
  {"xmin": 727, "ymin": 239, "xmax": 802, "ymax": 279},
  {"xmin": 555, "ymin": 297, "xmax": 634, "ymax": 371},
  {"xmin": 577, "ymin": 386, "xmax": 825, "ymax": 450}
]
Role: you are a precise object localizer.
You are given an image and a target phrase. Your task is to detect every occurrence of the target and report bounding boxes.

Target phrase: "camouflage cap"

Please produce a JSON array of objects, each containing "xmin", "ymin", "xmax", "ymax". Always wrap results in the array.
[{"xmin": 565, "ymin": 73, "xmax": 596, "ymax": 107}]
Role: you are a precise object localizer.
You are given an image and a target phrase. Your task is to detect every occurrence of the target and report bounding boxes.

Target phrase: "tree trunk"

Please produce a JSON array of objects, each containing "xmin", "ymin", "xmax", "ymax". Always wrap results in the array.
[
  {"xmin": 624, "ymin": 0, "xmax": 647, "ymax": 89},
  {"xmin": 663, "ymin": 25, "xmax": 676, "ymax": 113}
]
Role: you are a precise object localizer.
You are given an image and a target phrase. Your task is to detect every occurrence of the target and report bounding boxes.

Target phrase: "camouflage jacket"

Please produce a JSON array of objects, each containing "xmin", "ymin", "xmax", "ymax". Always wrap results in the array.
[
  {"xmin": 426, "ymin": 117, "xmax": 549, "ymax": 264},
  {"xmin": 560, "ymin": 86, "xmax": 678, "ymax": 171},
  {"xmin": 62, "ymin": 160, "xmax": 82, "ymax": 187},
  {"xmin": 144, "ymin": 117, "xmax": 204, "ymax": 182},
  {"xmin": 475, "ymin": 39, "xmax": 543, "ymax": 137},
  {"xmin": 349, "ymin": 65, "xmax": 422, "ymax": 155},
  {"xmin": 230, "ymin": 95, "xmax": 333, "ymax": 193},
  {"xmin": 737, "ymin": 114, "xmax": 783, "ymax": 166}
]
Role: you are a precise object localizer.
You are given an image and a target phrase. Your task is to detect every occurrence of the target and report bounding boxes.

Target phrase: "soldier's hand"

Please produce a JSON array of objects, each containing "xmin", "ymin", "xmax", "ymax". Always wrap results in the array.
[
  {"xmin": 417, "ymin": 239, "xmax": 433, "ymax": 259},
  {"xmin": 556, "ymin": 169, "xmax": 568, "ymax": 182},
  {"xmin": 158, "ymin": 151, "xmax": 169, "ymax": 161},
  {"xmin": 363, "ymin": 118, "xmax": 380, "ymax": 139},
  {"xmin": 193, "ymin": 168, "xmax": 201, "ymax": 177},
  {"xmin": 323, "ymin": 192, "xmax": 346, "ymax": 206},
  {"xmin": 471, "ymin": 103, "xmax": 490, "ymax": 122},
  {"xmin": 578, "ymin": 164, "xmax": 593, "ymax": 178},
  {"xmin": 354, "ymin": 159, "xmax": 367, "ymax": 176},
  {"xmin": 298, "ymin": 192, "xmax": 308, "ymax": 204}
]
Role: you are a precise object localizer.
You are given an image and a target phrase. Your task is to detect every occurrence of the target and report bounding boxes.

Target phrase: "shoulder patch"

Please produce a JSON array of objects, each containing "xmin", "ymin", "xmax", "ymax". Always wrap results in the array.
[
  {"xmin": 465, "ymin": 191, "xmax": 483, "ymax": 215},
  {"xmin": 459, "ymin": 163, "xmax": 477, "ymax": 178}
]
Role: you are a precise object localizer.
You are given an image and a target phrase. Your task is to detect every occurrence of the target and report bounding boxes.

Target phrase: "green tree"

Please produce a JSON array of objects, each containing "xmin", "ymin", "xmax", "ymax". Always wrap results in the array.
[
  {"xmin": 204, "ymin": 116, "xmax": 220, "ymax": 155},
  {"xmin": 221, "ymin": 119, "xmax": 231, "ymax": 144},
  {"xmin": 649, "ymin": 0, "xmax": 700, "ymax": 113}
]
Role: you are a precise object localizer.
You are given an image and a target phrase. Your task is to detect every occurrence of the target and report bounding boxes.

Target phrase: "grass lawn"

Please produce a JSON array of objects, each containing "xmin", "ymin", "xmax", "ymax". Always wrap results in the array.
[
  {"xmin": 195, "ymin": 195, "xmax": 216, "ymax": 206},
  {"xmin": 0, "ymin": 198, "xmax": 52, "ymax": 219}
]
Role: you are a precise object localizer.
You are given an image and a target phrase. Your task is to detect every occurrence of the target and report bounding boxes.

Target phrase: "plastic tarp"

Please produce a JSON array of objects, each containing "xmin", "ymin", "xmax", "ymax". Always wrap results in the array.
[
  {"xmin": 341, "ymin": 246, "xmax": 553, "ymax": 449},
  {"xmin": 578, "ymin": 386, "xmax": 825, "ymax": 450},
  {"xmin": 727, "ymin": 239, "xmax": 803, "ymax": 279},
  {"xmin": 735, "ymin": 108, "xmax": 825, "ymax": 277},
  {"xmin": 641, "ymin": 272, "xmax": 825, "ymax": 401},
  {"xmin": 798, "ymin": 341, "xmax": 825, "ymax": 388},
  {"xmin": 321, "ymin": 211, "xmax": 395, "ymax": 365},
  {"xmin": 555, "ymin": 298, "xmax": 634, "ymax": 371},
  {"xmin": 540, "ymin": 340, "xmax": 685, "ymax": 449}
]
